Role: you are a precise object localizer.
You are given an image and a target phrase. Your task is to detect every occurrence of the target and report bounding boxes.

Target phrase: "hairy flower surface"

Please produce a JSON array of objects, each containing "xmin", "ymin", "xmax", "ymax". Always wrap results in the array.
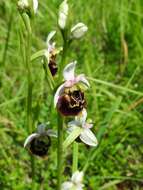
[
  {"xmin": 45, "ymin": 31, "xmax": 62, "ymax": 76},
  {"xmin": 24, "ymin": 124, "xmax": 56, "ymax": 157},
  {"xmin": 62, "ymin": 171, "xmax": 84, "ymax": 190},
  {"xmin": 68, "ymin": 109, "xmax": 98, "ymax": 146},
  {"xmin": 54, "ymin": 61, "xmax": 89, "ymax": 116}
]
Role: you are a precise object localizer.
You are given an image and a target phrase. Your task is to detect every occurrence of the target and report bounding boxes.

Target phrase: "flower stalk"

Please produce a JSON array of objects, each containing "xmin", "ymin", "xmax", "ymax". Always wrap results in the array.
[
  {"xmin": 21, "ymin": 13, "xmax": 35, "ymax": 187},
  {"xmin": 72, "ymin": 142, "xmax": 78, "ymax": 173},
  {"xmin": 57, "ymin": 113, "xmax": 64, "ymax": 190}
]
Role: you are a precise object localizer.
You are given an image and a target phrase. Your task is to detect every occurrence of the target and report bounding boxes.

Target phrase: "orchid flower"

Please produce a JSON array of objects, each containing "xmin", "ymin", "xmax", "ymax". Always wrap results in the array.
[
  {"xmin": 54, "ymin": 61, "xmax": 90, "ymax": 107},
  {"xmin": 24, "ymin": 124, "xmax": 56, "ymax": 157},
  {"xmin": 44, "ymin": 31, "xmax": 62, "ymax": 76},
  {"xmin": 68, "ymin": 109, "xmax": 98, "ymax": 147},
  {"xmin": 62, "ymin": 171, "xmax": 84, "ymax": 190}
]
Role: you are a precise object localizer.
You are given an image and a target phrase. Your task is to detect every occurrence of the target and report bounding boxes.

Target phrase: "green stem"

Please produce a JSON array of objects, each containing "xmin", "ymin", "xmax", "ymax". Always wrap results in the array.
[
  {"xmin": 2, "ymin": 9, "xmax": 13, "ymax": 67},
  {"xmin": 57, "ymin": 114, "xmax": 64, "ymax": 190},
  {"xmin": 21, "ymin": 13, "xmax": 35, "ymax": 187},
  {"xmin": 57, "ymin": 28, "xmax": 69, "ymax": 190},
  {"xmin": 72, "ymin": 142, "xmax": 78, "ymax": 172},
  {"xmin": 58, "ymin": 29, "xmax": 68, "ymax": 80}
]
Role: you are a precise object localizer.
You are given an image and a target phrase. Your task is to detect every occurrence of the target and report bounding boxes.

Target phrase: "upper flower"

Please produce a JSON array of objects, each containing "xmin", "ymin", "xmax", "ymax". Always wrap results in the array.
[
  {"xmin": 24, "ymin": 124, "xmax": 56, "ymax": 158},
  {"xmin": 54, "ymin": 61, "xmax": 89, "ymax": 116},
  {"xmin": 68, "ymin": 109, "xmax": 98, "ymax": 147},
  {"xmin": 61, "ymin": 171, "xmax": 84, "ymax": 190},
  {"xmin": 44, "ymin": 31, "xmax": 62, "ymax": 76}
]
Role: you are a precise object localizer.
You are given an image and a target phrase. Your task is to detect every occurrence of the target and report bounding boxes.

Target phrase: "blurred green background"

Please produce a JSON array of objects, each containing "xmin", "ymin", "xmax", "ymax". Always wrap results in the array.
[{"xmin": 0, "ymin": 0, "xmax": 143, "ymax": 189}]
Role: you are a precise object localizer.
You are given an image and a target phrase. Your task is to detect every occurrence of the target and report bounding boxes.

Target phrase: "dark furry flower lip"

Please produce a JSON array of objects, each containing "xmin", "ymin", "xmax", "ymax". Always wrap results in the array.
[
  {"xmin": 57, "ymin": 89, "xmax": 86, "ymax": 116},
  {"xmin": 29, "ymin": 135, "xmax": 51, "ymax": 157},
  {"xmin": 48, "ymin": 55, "xmax": 58, "ymax": 76}
]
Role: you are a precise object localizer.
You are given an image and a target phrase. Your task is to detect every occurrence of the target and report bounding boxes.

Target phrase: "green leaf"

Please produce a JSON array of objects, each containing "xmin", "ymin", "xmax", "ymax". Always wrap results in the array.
[
  {"xmin": 30, "ymin": 49, "xmax": 46, "ymax": 62},
  {"xmin": 63, "ymin": 127, "xmax": 83, "ymax": 150}
]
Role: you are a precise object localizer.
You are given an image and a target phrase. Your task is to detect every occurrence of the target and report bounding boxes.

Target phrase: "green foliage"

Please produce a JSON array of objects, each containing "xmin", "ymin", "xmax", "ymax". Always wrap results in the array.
[{"xmin": 0, "ymin": 0, "xmax": 143, "ymax": 189}]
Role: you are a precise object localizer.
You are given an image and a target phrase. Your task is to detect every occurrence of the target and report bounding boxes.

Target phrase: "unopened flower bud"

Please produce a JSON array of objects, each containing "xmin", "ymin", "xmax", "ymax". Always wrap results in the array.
[
  {"xmin": 17, "ymin": 0, "xmax": 29, "ymax": 12},
  {"xmin": 17, "ymin": 0, "xmax": 38, "ymax": 15},
  {"xmin": 71, "ymin": 23, "xmax": 88, "ymax": 39},
  {"xmin": 58, "ymin": 0, "xmax": 69, "ymax": 29},
  {"xmin": 32, "ymin": 0, "xmax": 38, "ymax": 14}
]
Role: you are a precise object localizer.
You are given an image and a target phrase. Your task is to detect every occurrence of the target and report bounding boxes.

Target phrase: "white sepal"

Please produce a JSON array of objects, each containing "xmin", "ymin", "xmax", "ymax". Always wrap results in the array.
[
  {"xmin": 46, "ymin": 30, "xmax": 56, "ymax": 45},
  {"xmin": 33, "ymin": 0, "xmax": 38, "ymax": 13},
  {"xmin": 24, "ymin": 133, "xmax": 39, "ymax": 148},
  {"xmin": 58, "ymin": 0, "xmax": 69, "ymax": 29},
  {"xmin": 80, "ymin": 128, "xmax": 98, "ymax": 147},
  {"xmin": 46, "ymin": 129, "xmax": 57, "ymax": 138},
  {"xmin": 71, "ymin": 171, "xmax": 84, "ymax": 184},
  {"xmin": 71, "ymin": 23, "xmax": 88, "ymax": 39},
  {"xmin": 63, "ymin": 61, "xmax": 77, "ymax": 81},
  {"xmin": 61, "ymin": 181, "xmax": 73, "ymax": 190},
  {"xmin": 54, "ymin": 83, "xmax": 65, "ymax": 107}
]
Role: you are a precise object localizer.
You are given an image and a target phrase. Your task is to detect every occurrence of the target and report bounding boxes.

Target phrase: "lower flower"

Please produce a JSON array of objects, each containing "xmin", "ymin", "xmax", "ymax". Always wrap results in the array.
[{"xmin": 24, "ymin": 124, "xmax": 56, "ymax": 158}]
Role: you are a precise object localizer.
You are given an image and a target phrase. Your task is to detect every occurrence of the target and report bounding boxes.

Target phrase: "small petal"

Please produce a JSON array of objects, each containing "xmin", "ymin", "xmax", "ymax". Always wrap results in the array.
[
  {"xmin": 61, "ymin": 181, "xmax": 73, "ymax": 190},
  {"xmin": 33, "ymin": 0, "xmax": 38, "ymax": 13},
  {"xmin": 46, "ymin": 31, "xmax": 56, "ymax": 46},
  {"xmin": 46, "ymin": 129, "xmax": 57, "ymax": 138},
  {"xmin": 71, "ymin": 23, "xmax": 88, "ymax": 39},
  {"xmin": 80, "ymin": 129, "xmax": 98, "ymax": 147},
  {"xmin": 24, "ymin": 133, "xmax": 39, "ymax": 148},
  {"xmin": 63, "ymin": 61, "xmax": 77, "ymax": 81},
  {"xmin": 76, "ymin": 74, "xmax": 90, "ymax": 88},
  {"xmin": 37, "ymin": 124, "xmax": 46, "ymax": 134},
  {"xmin": 58, "ymin": 0, "xmax": 69, "ymax": 29},
  {"xmin": 75, "ymin": 108, "xmax": 87, "ymax": 126},
  {"xmin": 54, "ymin": 83, "xmax": 65, "ymax": 107},
  {"xmin": 71, "ymin": 171, "xmax": 84, "ymax": 184},
  {"xmin": 68, "ymin": 121, "xmax": 80, "ymax": 129},
  {"xmin": 84, "ymin": 123, "xmax": 93, "ymax": 129}
]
